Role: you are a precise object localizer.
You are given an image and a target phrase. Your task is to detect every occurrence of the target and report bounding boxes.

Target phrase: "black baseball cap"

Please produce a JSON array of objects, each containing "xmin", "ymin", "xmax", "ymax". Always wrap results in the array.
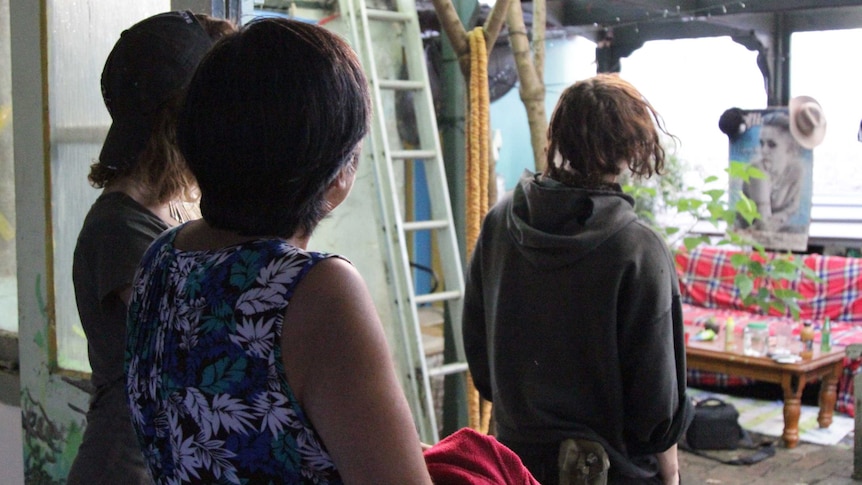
[{"xmin": 99, "ymin": 10, "xmax": 213, "ymax": 171}]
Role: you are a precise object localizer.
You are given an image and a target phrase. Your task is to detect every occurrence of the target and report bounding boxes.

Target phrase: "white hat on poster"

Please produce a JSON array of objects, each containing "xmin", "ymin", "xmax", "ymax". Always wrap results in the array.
[{"xmin": 789, "ymin": 95, "xmax": 827, "ymax": 149}]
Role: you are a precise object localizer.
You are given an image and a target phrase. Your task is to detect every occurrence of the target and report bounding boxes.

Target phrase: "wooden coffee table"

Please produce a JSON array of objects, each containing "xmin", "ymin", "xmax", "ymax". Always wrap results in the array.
[{"xmin": 685, "ymin": 335, "xmax": 845, "ymax": 448}]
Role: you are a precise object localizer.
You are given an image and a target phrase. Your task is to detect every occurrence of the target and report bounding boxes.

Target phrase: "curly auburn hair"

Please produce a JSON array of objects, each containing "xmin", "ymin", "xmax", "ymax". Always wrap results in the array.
[{"xmin": 544, "ymin": 73, "xmax": 674, "ymax": 189}]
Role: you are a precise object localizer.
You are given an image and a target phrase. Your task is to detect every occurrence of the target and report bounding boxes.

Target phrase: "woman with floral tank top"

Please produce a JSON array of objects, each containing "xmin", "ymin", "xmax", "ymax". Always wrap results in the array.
[{"xmin": 125, "ymin": 17, "xmax": 433, "ymax": 484}]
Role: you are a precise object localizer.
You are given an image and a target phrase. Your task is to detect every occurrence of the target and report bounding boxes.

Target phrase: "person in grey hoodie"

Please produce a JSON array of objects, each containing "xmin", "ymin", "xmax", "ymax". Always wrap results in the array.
[{"xmin": 463, "ymin": 74, "xmax": 693, "ymax": 485}]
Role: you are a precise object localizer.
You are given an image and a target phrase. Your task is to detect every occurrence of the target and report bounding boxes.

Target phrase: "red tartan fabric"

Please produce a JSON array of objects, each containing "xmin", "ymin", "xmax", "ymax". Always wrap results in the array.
[
  {"xmin": 675, "ymin": 246, "xmax": 862, "ymax": 321},
  {"xmin": 676, "ymin": 246, "xmax": 862, "ymax": 417},
  {"xmin": 838, "ymin": 357, "xmax": 861, "ymax": 417}
]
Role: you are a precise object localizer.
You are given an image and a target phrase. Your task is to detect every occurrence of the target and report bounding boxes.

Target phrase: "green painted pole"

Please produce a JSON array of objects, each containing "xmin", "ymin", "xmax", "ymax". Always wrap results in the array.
[{"xmin": 440, "ymin": 0, "xmax": 477, "ymax": 439}]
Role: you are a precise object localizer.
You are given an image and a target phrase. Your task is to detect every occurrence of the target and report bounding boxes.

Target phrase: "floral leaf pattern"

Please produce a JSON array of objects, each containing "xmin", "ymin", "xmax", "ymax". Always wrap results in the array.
[{"xmin": 125, "ymin": 228, "xmax": 343, "ymax": 484}]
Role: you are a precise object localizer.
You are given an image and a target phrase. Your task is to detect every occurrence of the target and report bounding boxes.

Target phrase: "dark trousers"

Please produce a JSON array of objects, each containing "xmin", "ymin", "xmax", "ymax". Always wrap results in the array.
[{"xmin": 504, "ymin": 441, "xmax": 561, "ymax": 485}]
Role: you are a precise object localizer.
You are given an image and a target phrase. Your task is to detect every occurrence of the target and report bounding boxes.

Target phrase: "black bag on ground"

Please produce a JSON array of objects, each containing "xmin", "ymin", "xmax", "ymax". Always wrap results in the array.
[
  {"xmin": 686, "ymin": 397, "xmax": 743, "ymax": 450},
  {"xmin": 680, "ymin": 397, "xmax": 776, "ymax": 466}
]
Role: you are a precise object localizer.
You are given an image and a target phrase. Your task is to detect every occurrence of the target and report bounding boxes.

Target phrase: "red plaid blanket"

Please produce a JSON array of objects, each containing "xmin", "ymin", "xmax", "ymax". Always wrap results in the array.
[
  {"xmin": 676, "ymin": 246, "xmax": 862, "ymax": 321},
  {"xmin": 676, "ymin": 246, "xmax": 862, "ymax": 416}
]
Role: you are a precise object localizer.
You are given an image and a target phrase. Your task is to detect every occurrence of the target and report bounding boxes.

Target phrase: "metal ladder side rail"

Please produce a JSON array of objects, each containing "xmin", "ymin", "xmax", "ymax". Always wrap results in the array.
[
  {"xmin": 354, "ymin": 4, "xmax": 464, "ymax": 305},
  {"xmin": 341, "ymin": 0, "xmax": 470, "ymax": 442},
  {"xmin": 391, "ymin": 0, "xmax": 467, "ymax": 365},
  {"xmin": 342, "ymin": 0, "xmax": 443, "ymax": 442},
  {"xmin": 370, "ymin": 0, "xmax": 471, "ymax": 423},
  {"xmin": 338, "ymin": 0, "xmax": 431, "ymax": 441},
  {"xmin": 369, "ymin": 0, "xmax": 470, "ymax": 425}
]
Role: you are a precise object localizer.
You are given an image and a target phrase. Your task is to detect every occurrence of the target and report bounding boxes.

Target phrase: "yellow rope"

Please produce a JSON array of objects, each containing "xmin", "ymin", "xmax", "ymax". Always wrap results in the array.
[
  {"xmin": 466, "ymin": 27, "xmax": 489, "ymax": 256},
  {"xmin": 465, "ymin": 27, "xmax": 493, "ymax": 435}
]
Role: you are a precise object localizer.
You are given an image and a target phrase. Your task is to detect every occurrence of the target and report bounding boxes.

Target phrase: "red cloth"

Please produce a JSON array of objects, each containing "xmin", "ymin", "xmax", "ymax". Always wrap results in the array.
[
  {"xmin": 675, "ymin": 246, "xmax": 862, "ymax": 321},
  {"xmin": 424, "ymin": 428, "xmax": 540, "ymax": 485}
]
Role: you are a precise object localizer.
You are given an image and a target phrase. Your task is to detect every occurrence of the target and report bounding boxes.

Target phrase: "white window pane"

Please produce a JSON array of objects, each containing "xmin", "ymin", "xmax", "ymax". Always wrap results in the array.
[
  {"xmin": 791, "ymin": 29, "xmax": 862, "ymax": 197},
  {"xmin": 621, "ymin": 37, "xmax": 767, "ymax": 184},
  {"xmin": 0, "ymin": 0, "xmax": 16, "ymax": 335},
  {"xmin": 48, "ymin": 1, "xmax": 171, "ymax": 372}
]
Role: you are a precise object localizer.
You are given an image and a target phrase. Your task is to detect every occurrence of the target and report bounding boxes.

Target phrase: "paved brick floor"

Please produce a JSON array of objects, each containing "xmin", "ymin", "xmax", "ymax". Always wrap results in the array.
[
  {"xmin": 680, "ymin": 440, "xmax": 858, "ymax": 484},
  {"xmin": 680, "ymin": 382, "xmax": 858, "ymax": 484}
]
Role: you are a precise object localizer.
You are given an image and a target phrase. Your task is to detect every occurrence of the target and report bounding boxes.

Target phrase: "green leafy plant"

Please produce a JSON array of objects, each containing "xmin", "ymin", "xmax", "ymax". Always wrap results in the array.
[{"xmin": 623, "ymin": 158, "xmax": 820, "ymax": 320}]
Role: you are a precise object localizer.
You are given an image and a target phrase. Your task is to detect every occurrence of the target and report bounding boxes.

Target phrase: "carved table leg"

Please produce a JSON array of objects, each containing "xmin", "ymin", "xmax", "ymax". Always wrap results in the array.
[
  {"xmin": 817, "ymin": 362, "xmax": 841, "ymax": 428},
  {"xmin": 781, "ymin": 373, "xmax": 805, "ymax": 449}
]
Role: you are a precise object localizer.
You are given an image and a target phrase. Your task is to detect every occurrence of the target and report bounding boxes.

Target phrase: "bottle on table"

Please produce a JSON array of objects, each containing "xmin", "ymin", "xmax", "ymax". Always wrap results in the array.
[
  {"xmin": 820, "ymin": 317, "xmax": 832, "ymax": 353},
  {"xmin": 800, "ymin": 321, "xmax": 815, "ymax": 359},
  {"xmin": 724, "ymin": 316, "xmax": 736, "ymax": 351}
]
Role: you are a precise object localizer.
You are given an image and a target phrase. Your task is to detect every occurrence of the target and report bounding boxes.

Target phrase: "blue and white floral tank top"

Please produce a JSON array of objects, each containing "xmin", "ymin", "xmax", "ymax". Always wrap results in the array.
[{"xmin": 125, "ymin": 226, "xmax": 343, "ymax": 484}]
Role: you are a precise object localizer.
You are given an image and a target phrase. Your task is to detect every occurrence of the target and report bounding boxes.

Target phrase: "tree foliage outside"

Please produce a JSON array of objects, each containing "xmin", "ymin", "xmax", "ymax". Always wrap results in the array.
[
  {"xmin": 623, "ymin": 158, "xmax": 819, "ymax": 320},
  {"xmin": 430, "ymin": 0, "xmax": 547, "ymax": 172}
]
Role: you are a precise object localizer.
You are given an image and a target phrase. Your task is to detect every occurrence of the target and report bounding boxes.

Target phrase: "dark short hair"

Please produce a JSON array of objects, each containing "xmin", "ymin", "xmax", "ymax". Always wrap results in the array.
[
  {"xmin": 177, "ymin": 17, "xmax": 371, "ymax": 238},
  {"xmin": 177, "ymin": 18, "xmax": 371, "ymax": 237},
  {"xmin": 544, "ymin": 74, "xmax": 670, "ymax": 188}
]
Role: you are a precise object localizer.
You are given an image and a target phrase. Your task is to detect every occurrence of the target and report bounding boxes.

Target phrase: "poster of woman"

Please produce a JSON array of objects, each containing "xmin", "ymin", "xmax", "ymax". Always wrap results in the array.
[{"xmin": 727, "ymin": 97, "xmax": 826, "ymax": 251}]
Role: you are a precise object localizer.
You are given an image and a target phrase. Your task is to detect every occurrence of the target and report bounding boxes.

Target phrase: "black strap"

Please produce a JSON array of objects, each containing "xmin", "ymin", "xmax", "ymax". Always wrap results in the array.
[
  {"xmin": 680, "ymin": 430, "xmax": 776, "ymax": 466},
  {"xmin": 681, "ymin": 441, "xmax": 776, "ymax": 465}
]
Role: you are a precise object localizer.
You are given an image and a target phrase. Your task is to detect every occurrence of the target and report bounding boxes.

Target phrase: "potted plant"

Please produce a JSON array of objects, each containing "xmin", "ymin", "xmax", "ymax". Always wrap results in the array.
[{"xmin": 623, "ymin": 156, "xmax": 820, "ymax": 319}]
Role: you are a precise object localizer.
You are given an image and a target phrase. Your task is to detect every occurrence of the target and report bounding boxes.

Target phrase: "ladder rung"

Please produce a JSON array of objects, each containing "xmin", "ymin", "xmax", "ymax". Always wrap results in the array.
[
  {"xmin": 403, "ymin": 219, "xmax": 450, "ymax": 232},
  {"xmin": 366, "ymin": 9, "xmax": 412, "ymax": 22},
  {"xmin": 379, "ymin": 79, "xmax": 424, "ymax": 91},
  {"xmin": 414, "ymin": 290, "xmax": 461, "ymax": 305},
  {"xmin": 390, "ymin": 149, "xmax": 436, "ymax": 160},
  {"xmin": 427, "ymin": 362, "xmax": 469, "ymax": 378}
]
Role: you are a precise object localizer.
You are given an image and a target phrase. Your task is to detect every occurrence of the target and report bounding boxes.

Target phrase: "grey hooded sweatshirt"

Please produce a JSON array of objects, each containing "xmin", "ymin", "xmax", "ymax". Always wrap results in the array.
[{"xmin": 463, "ymin": 171, "xmax": 693, "ymax": 482}]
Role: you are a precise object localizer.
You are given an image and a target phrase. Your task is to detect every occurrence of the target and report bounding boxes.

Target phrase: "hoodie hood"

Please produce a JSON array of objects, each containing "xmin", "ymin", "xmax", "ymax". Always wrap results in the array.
[{"xmin": 506, "ymin": 170, "xmax": 638, "ymax": 268}]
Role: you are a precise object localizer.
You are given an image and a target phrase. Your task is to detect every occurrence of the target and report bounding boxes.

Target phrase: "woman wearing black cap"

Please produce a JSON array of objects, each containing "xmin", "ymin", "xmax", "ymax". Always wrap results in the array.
[{"xmin": 69, "ymin": 11, "xmax": 234, "ymax": 484}]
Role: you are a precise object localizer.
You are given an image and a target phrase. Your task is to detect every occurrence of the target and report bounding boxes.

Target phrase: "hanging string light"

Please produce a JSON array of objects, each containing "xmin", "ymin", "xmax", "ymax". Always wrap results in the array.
[{"xmin": 594, "ymin": 1, "xmax": 748, "ymax": 35}]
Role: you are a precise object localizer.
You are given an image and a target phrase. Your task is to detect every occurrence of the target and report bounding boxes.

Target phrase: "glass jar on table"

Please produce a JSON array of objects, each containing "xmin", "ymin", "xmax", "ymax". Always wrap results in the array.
[{"xmin": 743, "ymin": 322, "xmax": 769, "ymax": 357}]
